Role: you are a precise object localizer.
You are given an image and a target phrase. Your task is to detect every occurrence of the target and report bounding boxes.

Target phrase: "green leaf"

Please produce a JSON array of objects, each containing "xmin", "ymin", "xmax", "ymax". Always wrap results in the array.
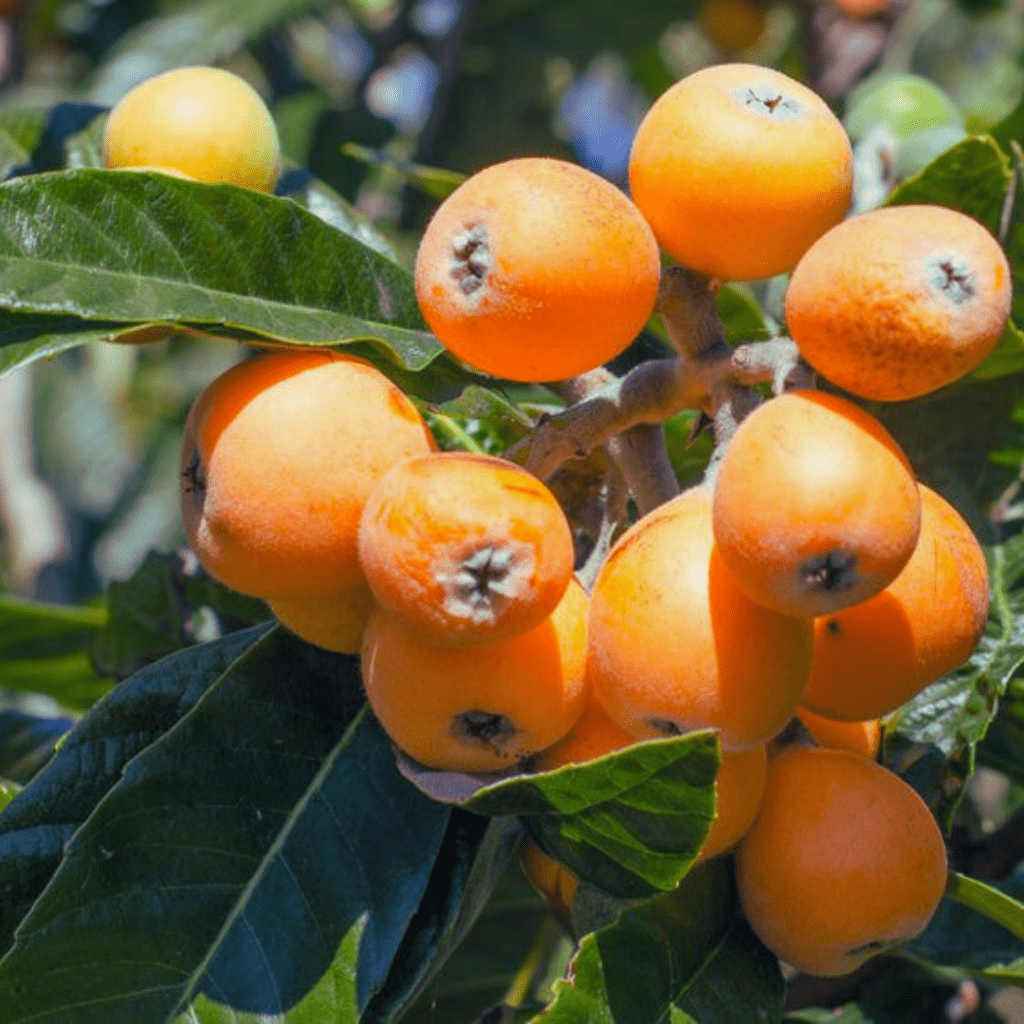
[
  {"xmin": 0, "ymin": 126, "xmax": 29, "ymax": 179},
  {"xmin": 0, "ymin": 169, "xmax": 441, "ymax": 379},
  {"xmin": 715, "ymin": 284, "xmax": 772, "ymax": 345},
  {"xmin": 91, "ymin": 550, "xmax": 271, "ymax": 681},
  {"xmin": 423, "ymin": 384, "xmax": 536, "ymax": 454},
  {"xmin": 903, "ymin": 869, "xmax": 1024, "ymax": 975},
  {"xmin": 280, "ymin": 172, "xmax": 399, "ymax": 261},
  {"xmin": 0, "ymin": 595, "xmax": 109, "ymax": 709},
  {"xmin": 366, "ymin": 816, "xmax": 529, "ymax": 1024},
  {"xmin": 886, "ymin": 135, "xmax": 1010, "ymax": 234},
  {"xmin": 0, "ymin": 313, "xmax": 131, "ymax": 378},
  {"xmin": 0, "ymin": 628, "xmax": 454, "ymax": 1020},
  {"xmin": 0, "ymin": 624, "xmax": 272, "ymax": 957},
  {"xmin": 0, "ymin": 781, "xmax": 18, "ymax": 815},
  {"xmin": 469, "ymin": 732, "xmax": 719, "ymax": 898},
  {"xmin": 534, "ymin": 859, "xmax": 786, "ymax": 1023},
  {"xmin": 989, "ymin": 91, "xmax": 1024, "ymax": 156},
  {"xmin": 885, "ymin": 536, "xmax": 1024, "ymax": 825}
]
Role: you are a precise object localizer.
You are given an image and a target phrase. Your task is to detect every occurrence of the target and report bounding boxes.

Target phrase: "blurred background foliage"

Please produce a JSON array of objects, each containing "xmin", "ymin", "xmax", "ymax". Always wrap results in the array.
[{"xmin": 2, "ymin": 0, "xmax": 1024, "ymax": 1018}]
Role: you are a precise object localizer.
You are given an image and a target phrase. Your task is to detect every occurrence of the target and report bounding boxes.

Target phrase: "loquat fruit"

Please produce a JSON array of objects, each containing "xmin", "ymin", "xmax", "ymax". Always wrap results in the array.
[
  {"xmin": 414, "ymin": 157, "xmax": 661, "ymax": 382},
  {"xmin": 628, "ymin": 63, "xmax": 852, "ymax": 281},
  {"xmin": 181, "ymin": 349, "xmax": 435, "ymax": 600},
  {"xmin": 361, "ymin": 579, "xmax": 589, "ymax": 772},
  {"xmin": 785, "ymin": 205, "xmax": 1012, "ymax": 401},
  {"xmin": 588, "ymin": 484, "xmax": 813, "ymax": 752},
  {"xmin": 712, "ymin": 390, "xmax": 921, "ymax": 618},
  {"xmin": 358, "ymin": 451, "xmax": 574, "ymax": 646},
  {"xmin": 736, "ymin": 746, "xmax": 948, "ymax": 977},
  {"xmin": 801, "ymin": 483, "xmax": 989, "ymax": 722},
  {"xmin": 795, "ymin": 707, "xmax": 881, "ymax": 759},
  {"xmin": 268, "ymin": 582, "xmax": 376, "ymax": 655},
  {"xmin": 104, "ymin": 67, "xmax": 281, "ymax": 192}
]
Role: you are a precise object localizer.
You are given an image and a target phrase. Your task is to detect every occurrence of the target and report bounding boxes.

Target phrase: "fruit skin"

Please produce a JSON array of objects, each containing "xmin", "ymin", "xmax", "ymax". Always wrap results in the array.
[
  {"xmin": 536, "ymin": 702, "xmax": 766, "ymax": 862},
  {"xmin": 104, "ymin": 67, "xmax": 281, "ymax": 192},
  {"xmin": 519, "ymin": 839, "xmax": 578, "ymax": 927},
  {"xmin": 795, "ymin": 707, "xmax": 881, "ymax": 759},
  {"xmin": 785, "ymin": 205, "xmax": 1012, "ymax": 401},
  {"xmin": 268, "ymin": 582, "xmax": 375, "ymax": 655},
  {"xmin": 358, "ymin": 451, "xmax": 574, "ymax": 646},
  {"xmin": 181, "ymin": 349, "xmax": 436, "ymax": 600},
  {"xmin": 534, "ymin": 700, "xmax": 638, "ymax": 770},
  {"xmin": 361, "ymin": 579, "xmax": 589, "ymax": 772},
  {"xmin": 628, "ymin": 63, "xmax": 852, "ymax": 281},
  {"xmin": 712, "ymin": 390, "xmax": 921, "ymax": 618},
  {"xmin": 844, "ymin": 74, "xmax": 963, "ymax": 144},
  {"xmin": 735, "ymin": 746, "xmax": 948, "ymax": 977},
  {"xmin": 414, "ymin": 157, "xmax": 660, "ymax": 382},
  {"xmin": 589, "ymin": 484, "xmax": 813, "ymax": 752},
  {"xmin": 801, "ymin": 484, "xmax": 989, "ymax": 722}
]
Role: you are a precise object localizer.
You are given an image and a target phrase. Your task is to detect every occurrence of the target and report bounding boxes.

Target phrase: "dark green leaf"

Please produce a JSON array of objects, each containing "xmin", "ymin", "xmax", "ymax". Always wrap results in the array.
[
  {"xmin": 469, "ymin": 732, "xmax": 719, "ymax": 898},
  {"xmin": 0, "ymin": 313, "xmax": 134, "ymax": 377},
  {"xmin": 367, "ymin": 816, "xmax": 531, "ymax": 1024},
  {"xmin": 886, "ymin": 135, "xmax": 1010, "ymax": 234},
  {"xmin": 0, "ymin": 628, "xmax": 453, "ymax": 1021},
  {"xmin": 0, "ymin": 624, "xmax": 271, "ymax": 957},
  {"xmin": 279, "ymin": 171, "xmax": 399, "ymax": 261},
  {"xmin": 0, "ymin": 781, "xmax": 17, "ymax": 815},
  {"xmin": 0, "ymin": 169, "xmax": 441, "ymax": 378},
  {"xmin": 989, "ymin": 92, "xmax": 1024, "ymax": 157},
  {"xmin": 904, "ymin": 869, "xmax": 1024, "ymax": 973},
  {"xmin": 91, "ymin": 550, "xmax": 271, "ymax": 681},
  {"xmin": 886, "ymin": 535, "xmax": 1024, "ymax": 826},
  {"xmin": 0, "ymin": 596, "xmax": 108, "ymax": 709},
  {"xmin": 534, "ymin": 859, "xmax": 785, "ymax": 1024}
]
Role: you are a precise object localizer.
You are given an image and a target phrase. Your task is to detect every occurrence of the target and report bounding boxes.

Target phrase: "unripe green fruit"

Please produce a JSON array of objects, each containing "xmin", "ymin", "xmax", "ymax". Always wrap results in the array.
[{"xmin": 844, "ymin": 73, "xmax": 963, "ymax": 144}]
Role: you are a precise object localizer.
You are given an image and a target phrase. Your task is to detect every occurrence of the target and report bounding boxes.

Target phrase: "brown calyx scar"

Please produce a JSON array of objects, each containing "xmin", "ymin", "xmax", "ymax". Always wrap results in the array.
[
  {"xmin": 449, "ymin": 223, "xmax": 490, "ymax": 297},
  {"xmin": 736, "ymin": 85, "xmax": 804, "ymax": 120},
  {"xmin": 925, "ymin": 253, "xmax": 976, "ymax": 305},
  {"xmin": 451, "ymin": 710, "xmax": 516, "ymax": 752},
  {"xmin": 800, "ymin": 550, "xmax": 859, "ymax": 593}
]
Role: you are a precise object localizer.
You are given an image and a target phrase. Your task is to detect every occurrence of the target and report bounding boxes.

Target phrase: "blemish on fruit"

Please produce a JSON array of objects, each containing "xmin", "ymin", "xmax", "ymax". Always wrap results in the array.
[
  {"xmin": 825, "ymin": 619, "xmax": 841, "ymax": 636},
  {"xmin": 801, "ymin": 550, "xmax": 859, "ymax": 593},
  {"xmin": 449, "ymin": 223, "xmax": 490, "ymax": 296},
  {"xmin": 451, "ymin": 709, "xmax": 516, "ymax": 751}
]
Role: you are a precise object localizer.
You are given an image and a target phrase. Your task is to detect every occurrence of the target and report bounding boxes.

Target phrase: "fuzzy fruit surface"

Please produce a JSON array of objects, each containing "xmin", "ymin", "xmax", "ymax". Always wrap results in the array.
[
  {"xmin": 628, "ymin": 62, "xmax": 852, "ymax": 281},
  {"xmin": 414, "ymin": 157, "xmax": 660, "ymax": 382},
  {"xmin": 736, "ymin": 746, "xmax": 947, "ymax": 977},
  {"xmin": 181, "ymin": 349, "xmax": 435, "ymax": 600},
  {"xmin": 589, "ymin": 484, "xmax": 813, "ymax": 752},
  {"xmin": 786, "ymin": 204, "xmax": 1012, "ymax": 401},
  {"xmin": 358, "ymin": 451, "xmax": 573, "ymax": 646},
  {"xmin": 802, "ymin": 483, "xmax": 989, "ymax": 721},
  {"xmin": 795, "ymin": 708, "xmax": 881, "ymax": 759},
  {"xmin": 269, "ymin": 582, "xmax": 375, "ymax": 655},
  {"xmin": 712, "ymin": 390, "xmax": 921, "ymax": 618},
  {"xmin": 361, "ymin": 579, "xmax": 589, "ymax": 772},
  {"xmin": 104, "ymin": 67, "xmax": 281, "ymax": 191}
]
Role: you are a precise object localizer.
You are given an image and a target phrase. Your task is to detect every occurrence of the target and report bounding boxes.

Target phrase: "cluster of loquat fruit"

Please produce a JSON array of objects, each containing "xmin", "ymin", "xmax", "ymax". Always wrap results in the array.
[{"xmin": 105, "ymin": 60, "xmax": 1009, "ymax": 981}]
